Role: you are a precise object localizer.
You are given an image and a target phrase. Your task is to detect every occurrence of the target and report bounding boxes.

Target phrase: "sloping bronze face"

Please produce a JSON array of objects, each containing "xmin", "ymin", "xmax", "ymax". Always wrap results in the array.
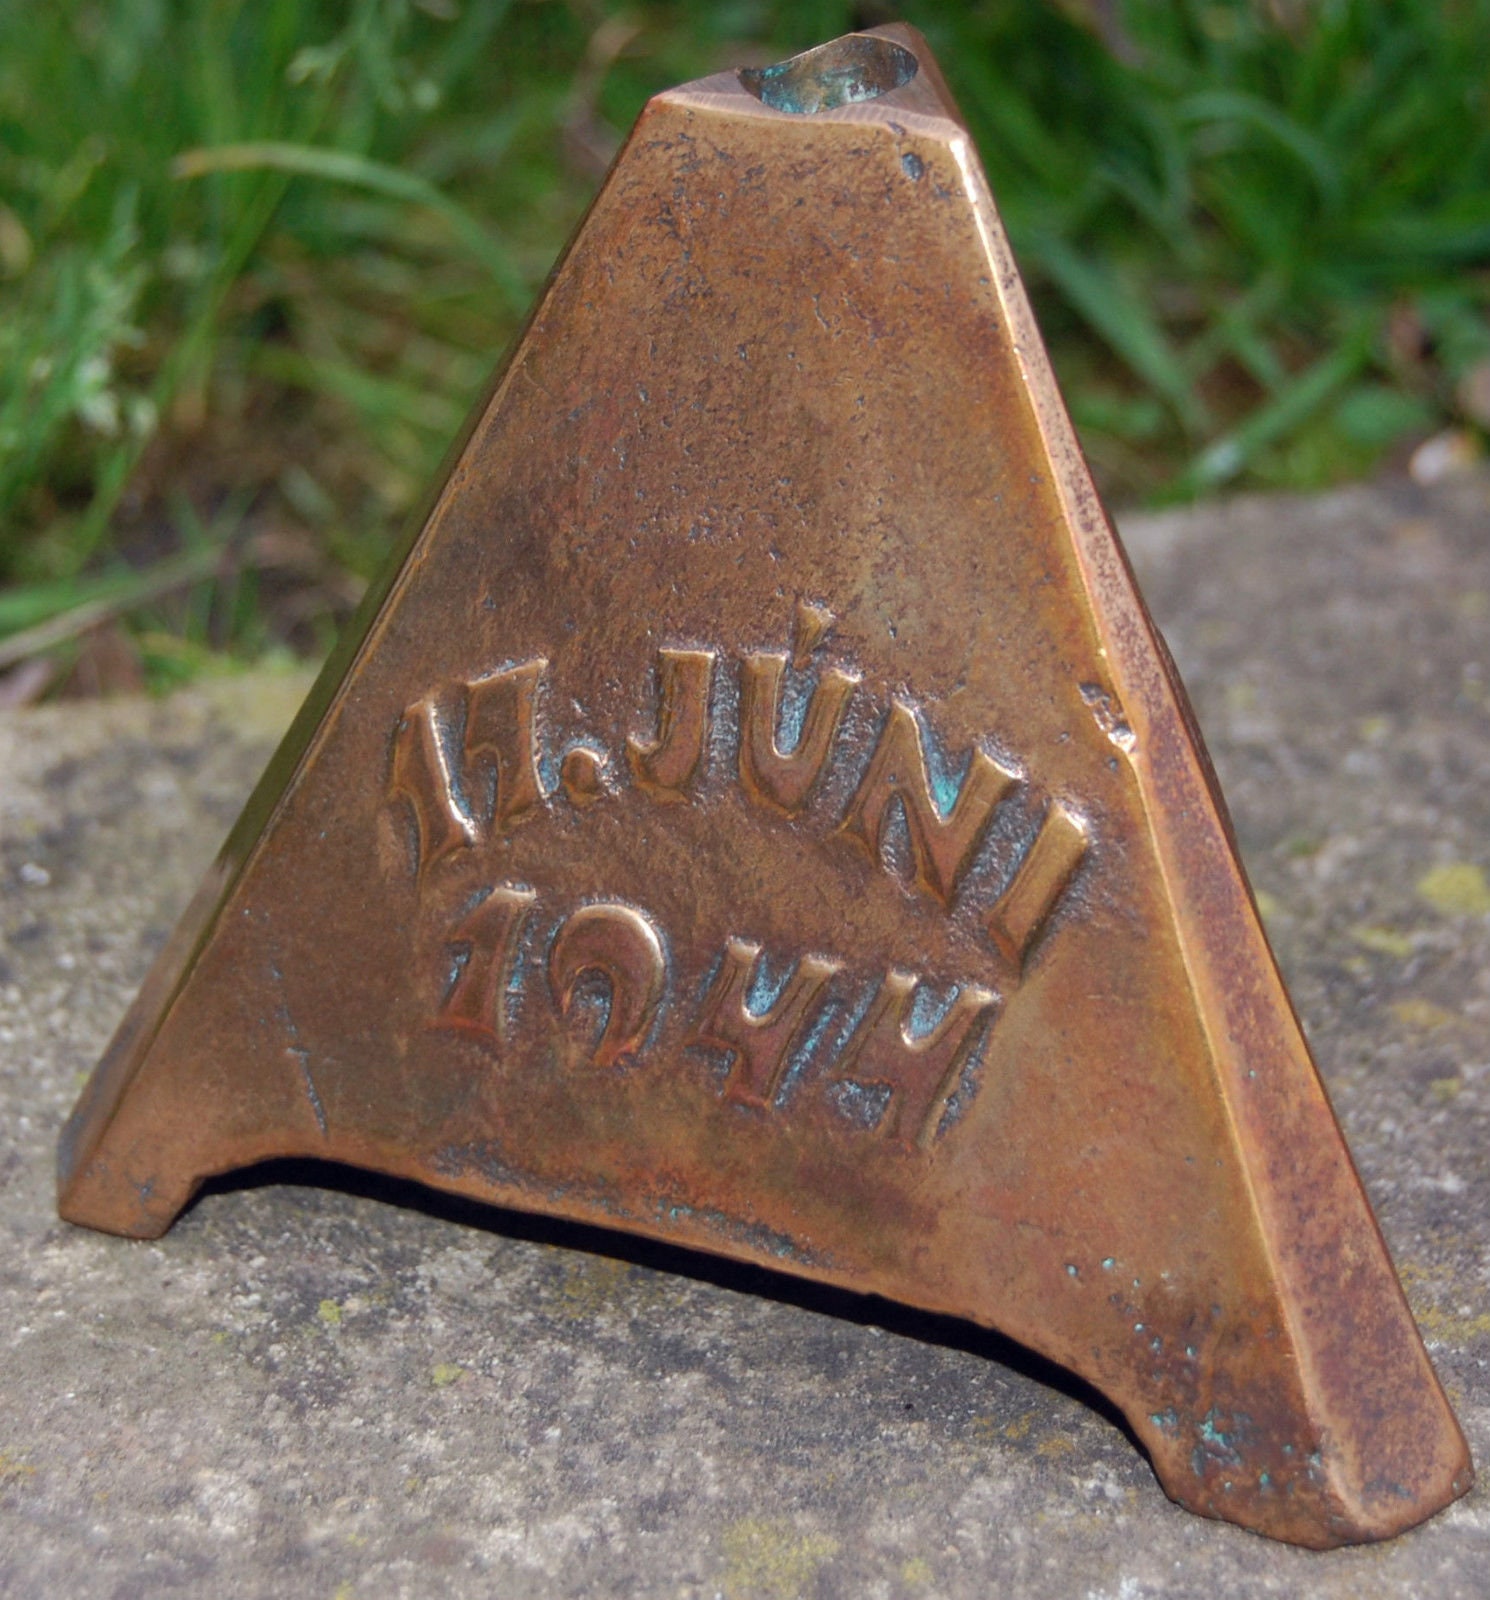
[{"xmin": 58, "ymin": 26, "xmax": 1470, "ymax": 1548}]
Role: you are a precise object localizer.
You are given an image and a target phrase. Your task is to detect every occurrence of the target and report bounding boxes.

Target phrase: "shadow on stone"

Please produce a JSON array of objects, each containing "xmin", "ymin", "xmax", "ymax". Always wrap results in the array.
[{"xmin": 192, "ymin": 1155, "xmax": 1144, "ymax": 1461}]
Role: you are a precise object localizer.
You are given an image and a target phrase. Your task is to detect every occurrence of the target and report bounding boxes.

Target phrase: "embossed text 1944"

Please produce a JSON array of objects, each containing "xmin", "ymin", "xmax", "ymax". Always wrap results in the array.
[{"xmin": 384, "ymin": 608, "xmax": 1090, "ymax": 1149}]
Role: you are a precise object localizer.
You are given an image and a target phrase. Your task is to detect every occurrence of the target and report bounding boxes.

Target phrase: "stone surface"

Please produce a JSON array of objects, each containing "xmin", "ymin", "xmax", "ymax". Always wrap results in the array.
[{"xmin": 2, "ymin": 475, "xmax": 1489, "ymax": 1597}]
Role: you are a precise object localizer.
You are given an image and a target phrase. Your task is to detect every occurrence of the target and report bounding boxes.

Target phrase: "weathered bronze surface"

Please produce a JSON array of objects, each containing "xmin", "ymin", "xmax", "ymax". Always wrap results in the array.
[{"xmin": 58, "ymin": 26, "xmax": 1470, "ymax": 1548}]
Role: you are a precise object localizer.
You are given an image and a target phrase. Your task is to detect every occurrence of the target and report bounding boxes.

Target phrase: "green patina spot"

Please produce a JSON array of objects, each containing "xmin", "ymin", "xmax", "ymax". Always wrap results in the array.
[{"xmin": 738, "ymin": 37, "xmax": 918, "ymax": 118}]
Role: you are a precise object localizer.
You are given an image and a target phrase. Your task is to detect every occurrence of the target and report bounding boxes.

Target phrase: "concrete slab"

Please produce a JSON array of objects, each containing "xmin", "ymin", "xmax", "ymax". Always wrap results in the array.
[{"xmin": 2, "ymin": 475, "xmax": 1488, "ymax": 1597}]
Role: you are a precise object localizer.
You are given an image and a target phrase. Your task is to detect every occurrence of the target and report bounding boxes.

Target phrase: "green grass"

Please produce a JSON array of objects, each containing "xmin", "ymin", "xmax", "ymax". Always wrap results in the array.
[{"xmin": 1, "ymin": 0, "xmax": 1488, "ymax": 688}]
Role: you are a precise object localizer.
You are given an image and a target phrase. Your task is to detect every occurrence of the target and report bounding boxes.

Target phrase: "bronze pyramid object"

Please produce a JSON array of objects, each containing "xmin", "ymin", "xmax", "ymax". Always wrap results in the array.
[{"xmin": 59, "ymin": 25, "xmax": 1471, "ymax": 1547}]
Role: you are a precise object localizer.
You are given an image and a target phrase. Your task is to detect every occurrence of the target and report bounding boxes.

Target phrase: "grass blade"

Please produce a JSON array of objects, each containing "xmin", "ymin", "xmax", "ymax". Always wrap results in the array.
[
  {"xmin": 173, "ymin": 141, "xmax": 529, "ymax": 310},
  {"xmin": 0, "ymin": 545, "xmax": 229, "ymax": 670},
  {"xmin": 1175, "ymin": 321, "xmax": 1375, "ymax": 495},
  {"xmin": 1030, "ymin": 233, "xmax": 1207, "ymax": 434}
]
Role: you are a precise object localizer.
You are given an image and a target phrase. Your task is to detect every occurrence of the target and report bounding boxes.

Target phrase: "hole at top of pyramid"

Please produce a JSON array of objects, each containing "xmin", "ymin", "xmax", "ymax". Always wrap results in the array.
[{"xmin": 738, "ymin": 36, "xmax": 918, "ymax": 116}]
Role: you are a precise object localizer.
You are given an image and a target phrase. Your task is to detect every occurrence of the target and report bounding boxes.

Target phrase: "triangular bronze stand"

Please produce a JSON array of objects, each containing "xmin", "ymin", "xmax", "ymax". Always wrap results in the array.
[{"xmin": 59, "ymin": 26, "xmax": 1470, "ymax": 1547}]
